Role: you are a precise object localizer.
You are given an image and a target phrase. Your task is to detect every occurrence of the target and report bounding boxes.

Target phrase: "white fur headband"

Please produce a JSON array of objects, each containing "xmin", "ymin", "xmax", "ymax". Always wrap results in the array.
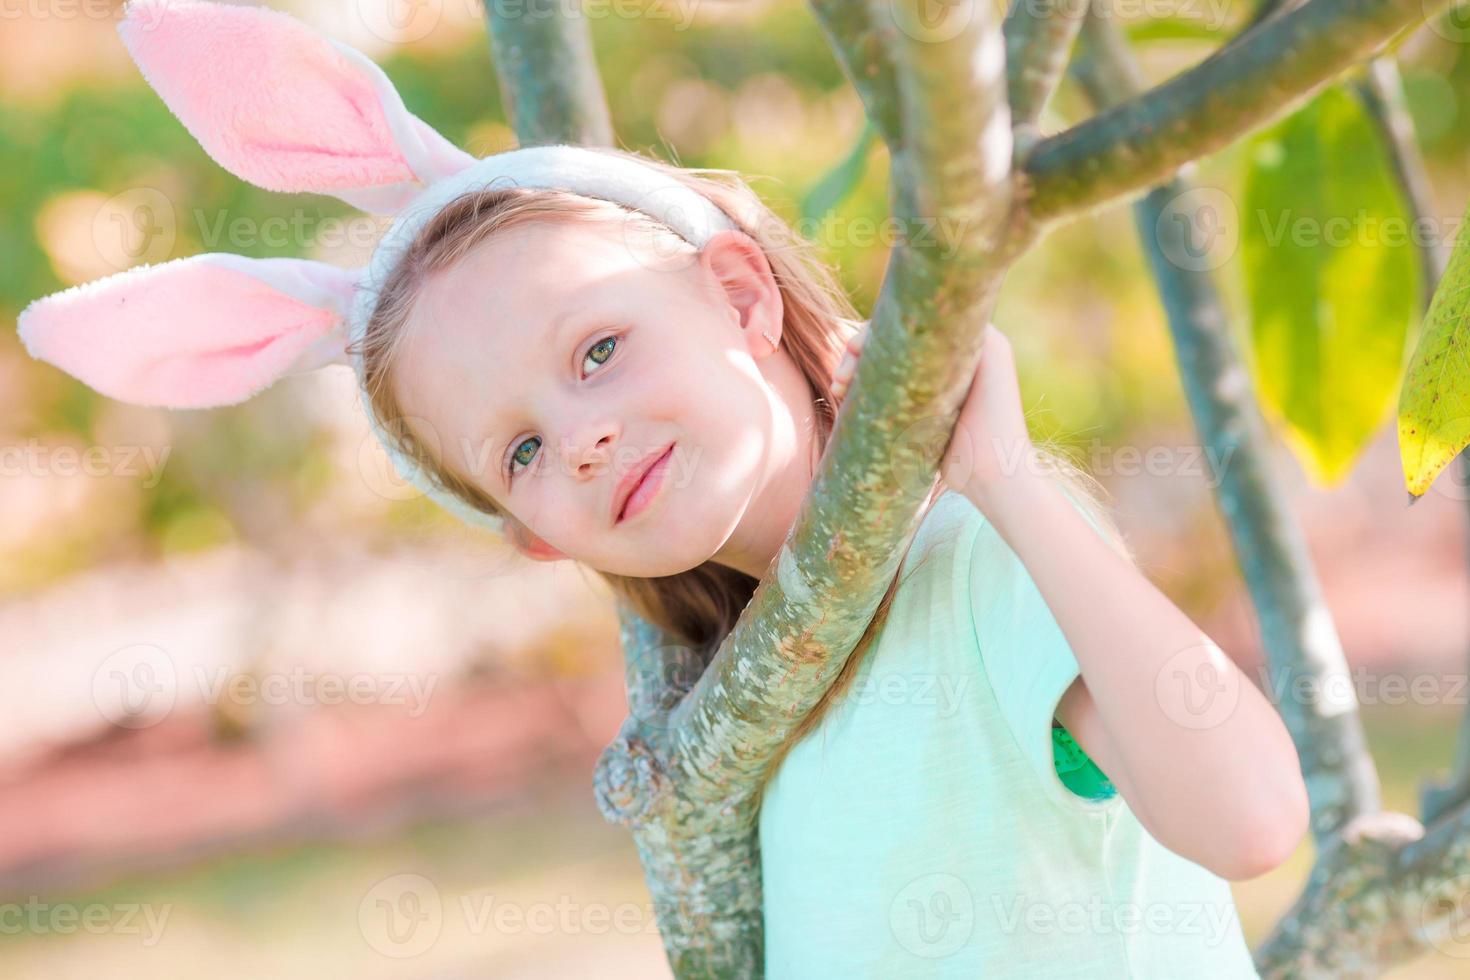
[{"xmin": 16, "ymin": 0, "xmax": 738, "ymax": 537}]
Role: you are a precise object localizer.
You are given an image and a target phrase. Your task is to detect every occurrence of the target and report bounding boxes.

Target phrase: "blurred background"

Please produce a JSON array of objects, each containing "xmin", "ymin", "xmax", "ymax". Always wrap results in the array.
[{"xmin": 3, "ymin": 0, "xmax": 1470, "ymax": 976}]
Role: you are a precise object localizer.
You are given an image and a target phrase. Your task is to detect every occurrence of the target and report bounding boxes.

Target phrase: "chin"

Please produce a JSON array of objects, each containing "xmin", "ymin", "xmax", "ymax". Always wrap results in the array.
[
  {"xmin": 594, "ymin": 488, "xmax": 749, "ymax": 578},
  {"xmin": 589, "ymin": 527, "xmax": 722, "ymax": 577},
  {"xmin": 596, "ymin": 551, "xmax": 712, "ymax": 579}
]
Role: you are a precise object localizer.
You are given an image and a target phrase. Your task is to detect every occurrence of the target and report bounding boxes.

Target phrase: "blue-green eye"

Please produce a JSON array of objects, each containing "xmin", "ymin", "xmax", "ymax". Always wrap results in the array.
[
  {"xmin": 506, "ymin": 334, "xmax": 620, "ymax": 482},
  {"xmin": 508, "ymin": 435, "xmax": 541, "ymax": 478},
  {"xmin": 584, "ymin": 335, "xmax": 617, "ymax": 372}
]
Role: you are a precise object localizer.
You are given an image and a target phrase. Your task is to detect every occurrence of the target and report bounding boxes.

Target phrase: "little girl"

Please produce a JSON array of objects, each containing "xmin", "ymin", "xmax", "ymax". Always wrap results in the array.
[
  {"xmin": 18, "ymin": 2, "xmax": 1308, "ymax": 976},
  {"xmin": 368, "ymin": 169, "xmax": 1304, "ymax": 978}
]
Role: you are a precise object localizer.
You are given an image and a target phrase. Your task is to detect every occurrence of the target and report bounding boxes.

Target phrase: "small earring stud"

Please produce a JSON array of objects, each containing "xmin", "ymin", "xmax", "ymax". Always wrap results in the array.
[{"xmin": 762, "ymin": 330, "xmax": 778, "ymax": 349}]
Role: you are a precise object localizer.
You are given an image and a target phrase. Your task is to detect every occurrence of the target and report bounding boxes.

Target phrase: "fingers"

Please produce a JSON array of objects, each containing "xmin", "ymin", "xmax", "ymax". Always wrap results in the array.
[
  {"xmin": 832, "ymin": 325, "xmax": 868, "ymax": 406},
  {"xmin": 833, "ymin": 352, "xmax": 856, "ymax": 396},
  {"xmin": 831, "ymin": 372, "xmax": 850, "ymax": 405}
]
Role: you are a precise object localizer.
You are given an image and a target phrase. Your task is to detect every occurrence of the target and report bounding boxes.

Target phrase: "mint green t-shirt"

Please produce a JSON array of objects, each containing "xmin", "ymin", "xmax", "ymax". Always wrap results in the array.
[{"xmin": 758, "ymin": 490, "xmax": 1260, "ymax": 978}]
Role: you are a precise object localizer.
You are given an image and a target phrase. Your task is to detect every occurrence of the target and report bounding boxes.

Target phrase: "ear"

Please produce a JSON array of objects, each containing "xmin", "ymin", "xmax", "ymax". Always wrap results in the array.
[
  {"xmin": 508, "ymin": 523, "xmax": 570, "ymax": 563},
  {"xmin": 16, "ymin": 254, "xmax": 358, "ymax": 409},
  {"xmin": 118, "ymin": 0, "xmax": 474, "ymax": 212},
  {"xmin": 698, "ymin": 229, "xmax": 784, "ymax": 357}
]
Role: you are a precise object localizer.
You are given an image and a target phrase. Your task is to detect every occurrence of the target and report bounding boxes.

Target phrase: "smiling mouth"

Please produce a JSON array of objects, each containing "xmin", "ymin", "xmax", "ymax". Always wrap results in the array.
[{"xmin": 617, "ymin": 444, "xmax": 675, "ymax": 524}]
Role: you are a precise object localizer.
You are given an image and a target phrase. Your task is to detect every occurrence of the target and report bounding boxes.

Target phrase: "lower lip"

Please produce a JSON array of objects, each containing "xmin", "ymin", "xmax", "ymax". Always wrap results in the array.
[{"xmin": 618, "ymin": 446, "xmax": 674, "ymax": 524}]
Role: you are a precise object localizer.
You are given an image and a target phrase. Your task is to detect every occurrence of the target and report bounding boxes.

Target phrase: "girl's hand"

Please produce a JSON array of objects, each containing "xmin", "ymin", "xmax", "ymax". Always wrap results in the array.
[
  {"xmin": 831, "ymin": 321, "xmax": 1040, "ymax": 502},
  {"xmin": 830, "ymin": 323, "xmax": 866, "ymax": 408}
]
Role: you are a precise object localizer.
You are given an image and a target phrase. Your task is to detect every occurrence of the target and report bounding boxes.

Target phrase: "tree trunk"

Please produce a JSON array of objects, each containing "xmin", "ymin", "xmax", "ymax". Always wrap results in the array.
[{"xmin": 481, "ymin": 0, "xmax": 1470, "ymax": 974}]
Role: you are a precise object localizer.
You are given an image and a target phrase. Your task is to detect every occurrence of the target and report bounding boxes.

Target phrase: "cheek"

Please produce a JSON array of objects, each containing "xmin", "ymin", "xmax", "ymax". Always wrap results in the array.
[
  {"xmin": 672, "ymin": 342, "xmax": 757, "ymax": 403},
  {"xmin": 691, "ymin": 362, "xmax": 776, "ymax": 470}
]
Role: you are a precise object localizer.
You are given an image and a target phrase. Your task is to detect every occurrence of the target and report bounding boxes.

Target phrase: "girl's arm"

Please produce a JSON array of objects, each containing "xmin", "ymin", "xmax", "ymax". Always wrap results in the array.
[
  {"xmin": 971, "ymin": 466, "xmax": 1310, "ymax": 881},
  {"xmin": 833, "ymin": 320, "xmax": 1309, "ymax": 880}
]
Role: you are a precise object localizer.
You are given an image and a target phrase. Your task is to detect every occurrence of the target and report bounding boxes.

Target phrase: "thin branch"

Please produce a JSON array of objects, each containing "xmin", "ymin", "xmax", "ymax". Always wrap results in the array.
[
  {"xmin": 1354, "ymin": 56, "xmax": 1448, "ymax": 307},
  {"xmin": 1240, "ymin": 0, "xmax": 1303, "ymax": 33},
  {"xmin": 482, "ymin": 0, "xmax": 614, "ymax": 146},
  {"xmin": 1070, "ymin": 0, "xmax": 1381, "ymax": 853},
  {"xmin": 1350, "ymin": 50, "xmax": 1470, "ymax": 829},
  {"xmin": 1004, "ymin": 0, "xmax": 1089, "ymax": 133},
  {"xmin": 1069, "ymin": 7, "xmax": 1470, "ymax": 974},
  {"xmin": 1425, "ymin": 465, "xmax": 1470, "ymax": 820},
  {"xmin": 1336, "ymin": 30, "xmax": 1470, "ymax": 828},
  {"xmin": 1024, "ymin": 0, "xmax": 1452, "ymax": 223},
  {"xmin": 808, "ymin": 0, "xmax": 903, "ymax": 147}
]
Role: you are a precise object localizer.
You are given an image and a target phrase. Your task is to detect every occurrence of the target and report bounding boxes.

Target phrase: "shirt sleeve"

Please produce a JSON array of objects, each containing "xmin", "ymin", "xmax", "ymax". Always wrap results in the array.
[{"xmin": 964, "ymin": 484, "xmax": 1123, "ymax": 814}]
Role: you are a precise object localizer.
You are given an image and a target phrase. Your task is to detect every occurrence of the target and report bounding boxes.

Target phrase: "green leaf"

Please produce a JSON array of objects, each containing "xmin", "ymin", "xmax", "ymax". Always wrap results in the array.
[
  {"xmin": 1123, "ymin": 17, "xmax": 1231, "ymax": 44},
  {"xmin": 799, "ymin": 120, "xmax": 877, "ymax": 227},
  {"xmin": 1399, "ymin": 196, "xmax": 1470, "ymax": 499},
  {"xmin": 1241, "ymin": 85, "xmax": 1420, "ymax": 486}
]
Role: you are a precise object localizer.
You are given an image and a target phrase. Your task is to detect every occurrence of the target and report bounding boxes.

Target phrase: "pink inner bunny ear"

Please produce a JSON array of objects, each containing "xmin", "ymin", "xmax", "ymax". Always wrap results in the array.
[
  {"xmin": 17, "ymin": 255, "xmax": 359, "ymax": 410},
  {"xmin": 118, "ymin": 0, "xmax": 474, "ymax": 212}
]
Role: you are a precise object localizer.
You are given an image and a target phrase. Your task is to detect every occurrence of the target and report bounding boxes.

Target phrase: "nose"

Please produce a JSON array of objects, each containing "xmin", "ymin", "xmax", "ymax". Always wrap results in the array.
[{"xmin": 562, "ymin": 423, "xmax": 617, "ymax": 478}]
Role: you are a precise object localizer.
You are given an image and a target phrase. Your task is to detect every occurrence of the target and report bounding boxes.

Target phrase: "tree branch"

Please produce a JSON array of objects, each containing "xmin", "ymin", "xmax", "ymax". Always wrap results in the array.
[
  {"xmin": 1348, "ymin": 51, "xmax": 1470, "ymax": 831},
  {"xmin": 808, "ymin": 0, "xmax": 903, "ymax": 147},
  {"xmin": 665, "ymin": 0, "xmax": 1018, "ymax": 807},
  {"xmin": 1004, "ymin": 0, "xmax": 1089, "ymax": 135},
  {"xmin": 592, "ymin": 0, "xmax": 1021, "ymax": 970},
  {"xmin": 1353, "ymin": 56, "xmax": 1448, "ymax": 308},
  {"xmin": 1253, "ymin": 792, "xmax": 1470, "ymax": 973},
  {"xmin": 551, "ymin": 0, "xmax": 1470, "ymax": 972},
  {"xmin": 1024, "ymin": 0, "xmax": 1452, "ymax": 223},
  {"xmin": 1070, "ymin": 0, "xmax": 1381, "ymax": 855},
  {"xmin": 1068, "ymin": 7, "xmax": 1470, "ymax": 975},
  {"xmin": 482, "ymin": 0, "xmax": 614, "ymax": 146}
]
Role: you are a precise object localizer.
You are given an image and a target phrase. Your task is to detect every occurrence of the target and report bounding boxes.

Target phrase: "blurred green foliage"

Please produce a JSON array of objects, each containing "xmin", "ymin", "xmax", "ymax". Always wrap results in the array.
[{"xmin": 3, "ymin": 8, "xmax": 1469, "ymax": 593}]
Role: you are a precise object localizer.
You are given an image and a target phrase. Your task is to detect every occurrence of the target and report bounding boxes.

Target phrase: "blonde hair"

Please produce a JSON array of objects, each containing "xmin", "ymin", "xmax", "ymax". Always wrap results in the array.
[{"xmin": 346, "ymin": 144, "xmax": 1132, "ymax": 800}]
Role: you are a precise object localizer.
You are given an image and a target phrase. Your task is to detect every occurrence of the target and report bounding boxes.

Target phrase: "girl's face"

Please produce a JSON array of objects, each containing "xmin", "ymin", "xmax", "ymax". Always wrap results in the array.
[{"xmin": 392, "ymin": 215, "xmax": 821, "ymax": 579}]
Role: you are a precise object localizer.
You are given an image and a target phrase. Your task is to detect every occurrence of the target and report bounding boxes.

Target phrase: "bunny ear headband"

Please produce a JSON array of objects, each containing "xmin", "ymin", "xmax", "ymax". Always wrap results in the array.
[{"xmin": 16, "ymin": 0, "xmax": 738, "ymax": 536}]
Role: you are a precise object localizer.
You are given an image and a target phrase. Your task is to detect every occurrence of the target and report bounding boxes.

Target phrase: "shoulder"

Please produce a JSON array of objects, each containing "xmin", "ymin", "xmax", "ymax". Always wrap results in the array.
[
  {"xmin": 921, "ymin": 488, "xmax": 989, "ymax": 546},
  {"xmin": 895, "ymin": 489, "xmax": 986, "ymax": 581},
  {"xmin": 898, "ymin": 482, "xmax": 1127, "ymax": 596}
]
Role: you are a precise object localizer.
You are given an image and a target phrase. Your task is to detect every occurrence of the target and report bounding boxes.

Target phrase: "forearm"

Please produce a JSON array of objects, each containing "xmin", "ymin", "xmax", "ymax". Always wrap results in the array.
[{"xmin": 967, "ymin": 455, "xmax": 1309, "ymax": 877}]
